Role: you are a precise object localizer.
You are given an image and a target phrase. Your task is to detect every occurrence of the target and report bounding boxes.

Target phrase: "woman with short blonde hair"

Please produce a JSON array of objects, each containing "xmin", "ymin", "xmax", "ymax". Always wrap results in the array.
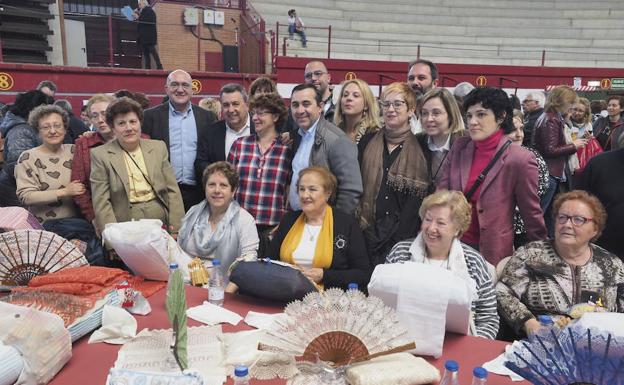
[{"xmin": 386, "ymin": 190, "xmax": 499, "ymax": 339}]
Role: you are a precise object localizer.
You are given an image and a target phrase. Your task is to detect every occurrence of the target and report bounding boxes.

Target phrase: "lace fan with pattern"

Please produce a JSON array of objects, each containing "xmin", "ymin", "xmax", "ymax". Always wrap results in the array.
[
  {"xmin": 258, "ymin": 288, "xmax": 414, "ymax": 369},
  {"xmin": 0, "ymin": 229, "xmax": 89, "ymax": 286}
]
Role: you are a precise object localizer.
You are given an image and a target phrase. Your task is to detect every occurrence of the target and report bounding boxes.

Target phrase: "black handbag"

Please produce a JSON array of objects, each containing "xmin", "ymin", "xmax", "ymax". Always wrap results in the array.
[{"xmin": 229, "ymin": 259, "xmax": 318, "ymax": 303}]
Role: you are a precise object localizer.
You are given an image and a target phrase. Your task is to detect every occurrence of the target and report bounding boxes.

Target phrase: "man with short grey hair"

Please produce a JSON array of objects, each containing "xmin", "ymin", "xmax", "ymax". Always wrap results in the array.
[
  {"xmin": 195, "ymin": 83, "xmax": 255, "ymax": 180},
  {"xmin": 143, "ymin": 69, "xmax": 217, "ymax": 210},
  {"xmin": 522, "ymin": 91, "xmax": 545, "ymax": 146}
]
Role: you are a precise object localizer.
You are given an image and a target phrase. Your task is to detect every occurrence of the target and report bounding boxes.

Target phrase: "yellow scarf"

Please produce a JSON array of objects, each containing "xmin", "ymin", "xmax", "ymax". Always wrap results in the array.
[{"xmin": 280, "ymin": 205, "xmax": 334, "ymax": 269}]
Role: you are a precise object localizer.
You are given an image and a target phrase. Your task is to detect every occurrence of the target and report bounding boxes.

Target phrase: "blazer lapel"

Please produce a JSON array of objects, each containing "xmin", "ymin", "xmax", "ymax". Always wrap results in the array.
[
  {"xmin": 108, "ymin": 140, "xmax": 131, "ymax": 198},
  {"xmin": 217, "ymin": 123, "xmax": 227, "ymax": 161},
  {"xmin": 460, "ymin": 140, "xmax": 474, "ymax": 191},
  {"xmin": 159, "ymin": 104, "xmax": 170, "ymax": 148},
  {"xmin": 479, "ymin": 137, "xmax": 508, "ymax": 194},
  {"xmin": 140, "ymin": 140, "xmax": 158, "ymax": 187}
]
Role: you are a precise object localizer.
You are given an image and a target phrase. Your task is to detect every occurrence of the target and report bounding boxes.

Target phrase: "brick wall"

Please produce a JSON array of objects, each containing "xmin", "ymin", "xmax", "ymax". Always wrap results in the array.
[{"xmin": 156, "ymin": 2, "xmax": 239, "ymax": 71}]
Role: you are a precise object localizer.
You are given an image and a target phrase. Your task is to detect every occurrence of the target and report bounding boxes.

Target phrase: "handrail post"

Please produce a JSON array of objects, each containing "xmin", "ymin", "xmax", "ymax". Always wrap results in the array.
[
  {"xmin": 283, "ymin": 37, "xmax": 287, "ymax": 56},
  {"xmin": 327, "ymin": 25, "xmax": 332, "ymax": 59},
  {"xmin": 417, "ymin": 44, "xmax": 420, "ymax": 60},
  {"xmin": 108, "ymin": 15, "xmax": 114, "ymax": 67},
  {"xmin": 541, "ymin": 50, "xmax": 546, "ymax": 66},
  {"xmin": 0, "ymin": 37, "xmax": 3, "ymax": 63},
  {"xmin": 275, "ymin": 22, "xmax": 279, "ymax": 54},
  {"xmin": 270, "ymin": 30, "xmax": 276, "ymax": 73}
]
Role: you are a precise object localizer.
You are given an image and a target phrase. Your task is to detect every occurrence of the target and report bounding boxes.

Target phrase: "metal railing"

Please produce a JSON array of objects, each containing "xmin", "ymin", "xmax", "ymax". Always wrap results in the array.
[{"xmin": 274, "ymin": 22, "xmax": 332, "ymax": 60}]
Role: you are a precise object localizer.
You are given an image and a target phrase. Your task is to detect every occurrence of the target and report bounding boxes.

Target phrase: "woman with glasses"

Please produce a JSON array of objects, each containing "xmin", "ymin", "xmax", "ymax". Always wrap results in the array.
[
  {"xmin": 227, "ymin": 93, "xmax": 292, "ymax": 256},
  {"xmin": 357, "ymin": 82, "xmax": 430, "ymax": 265},
  {"xmin": 416, "ymin": 88, "xmax": 465, "ymax": 190},
  {"xmin": 438, "ymin": 87, "xmax": 547, "ymax": 265},
  {"xmin": 15, "ymin": 105, "xmax": 85, "ymax": 223},
  {"xmin": 333, "ymin": 79, "xmax": 381, "ymax": 143},
  {"xmin": 497, "ymin": 190, "xmax": 624, "ymax": 338}
]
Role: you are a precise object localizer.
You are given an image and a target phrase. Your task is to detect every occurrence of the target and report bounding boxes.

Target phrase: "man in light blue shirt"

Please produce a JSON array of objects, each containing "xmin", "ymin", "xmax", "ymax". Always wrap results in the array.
[
  {"xmin": 288, "ymin": 84, "xmax": 362, "ymax": 214},
  {"xmin": 142, "ymin": 69, "xmax": 218, "ymax": 211}
]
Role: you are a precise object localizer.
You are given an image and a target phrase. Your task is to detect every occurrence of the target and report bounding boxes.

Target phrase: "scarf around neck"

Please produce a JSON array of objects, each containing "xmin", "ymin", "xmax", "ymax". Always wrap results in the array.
[
  {"xmin": 280, "ymin": 205, "xmax": 334, "ymax": 269},
  {"xmin": 358, "ymin": 131, "xmax": 429, "ymax": 228},
  {"xmin": 177, "ymin": 199, "xmax": 241, "ymax": 276}
]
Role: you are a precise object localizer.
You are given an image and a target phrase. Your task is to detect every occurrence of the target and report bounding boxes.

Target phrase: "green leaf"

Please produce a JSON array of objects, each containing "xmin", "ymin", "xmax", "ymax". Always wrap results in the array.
[{"xmin": 166, "ymin": 269, "xmax": 188, "ymax": 370}]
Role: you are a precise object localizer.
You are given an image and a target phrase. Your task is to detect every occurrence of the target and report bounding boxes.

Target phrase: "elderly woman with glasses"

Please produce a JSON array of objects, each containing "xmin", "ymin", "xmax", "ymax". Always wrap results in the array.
[
  {"xmin": 357, "ymin": 82, "xmax": 429, "ymax": 265},
  {"xmin": 497, "ymin": 190, "xmax": 624, "ymax": 338}
]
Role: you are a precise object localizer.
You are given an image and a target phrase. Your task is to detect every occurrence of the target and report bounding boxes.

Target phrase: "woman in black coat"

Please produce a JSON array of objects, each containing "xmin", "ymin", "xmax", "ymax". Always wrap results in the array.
[
  {"xmin": 134, "ymin": 0, "xmax": 162, "ymax": 70},
  {"xmin": 266, "ymin": 167, "xmax": 371, "ymax": 290}
]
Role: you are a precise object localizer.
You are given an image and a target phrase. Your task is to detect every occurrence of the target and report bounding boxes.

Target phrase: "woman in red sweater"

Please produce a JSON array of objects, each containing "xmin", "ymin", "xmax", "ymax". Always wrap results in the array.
[{"xmin": 437, "ymin": 87, "xmax": 547, "ymax": 265}]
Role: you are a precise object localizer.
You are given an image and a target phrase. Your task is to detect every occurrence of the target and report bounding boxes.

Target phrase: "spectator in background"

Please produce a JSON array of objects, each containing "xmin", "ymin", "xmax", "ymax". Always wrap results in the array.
[
  {"xmin": 287, "ymin": 9, "xmax": 307, "ymax": 48},
  {"xmin": 593, "ymin": 95, "xmax": 624, "ymax": 151},
  {"xmin": 406, "ymin": 59, "xmax": 439, "ymax": 134},
  {"xmin": 569, "ymin": 98, "xmax": 594, "ymax": 139},
  {"xmin": 134, "ymin": 0, "xmax": 163, "ymax": 70},
  {"xmin": 578, "ymin": 135, "xmax": 624, "ymax": 260},
  {"xmin": 36, "ymin": 80, "xmax": 57, "ymax": 98},
  {"xmin": 453, "ymin": 81, "xmax": 474, "ymax": 125},
  {"xmin": 80, "ymin": 105, "xmax": 91, "ymax": 127},
  {"xmin": 53, "ymin": 99, "xmax": 88, "ymax": 144},
  {"xmin": 249, "ymin": 76, "xmax": 278, "ymax": 97},
  {"xmin": 333, "ymin": 78, "xmax": 381, "ymax": 143},
  {"xmin": 0, "ymin": 90, "xmax": 53, "ymax": 206},
  {"xmin": 133, "ymin": 92, "xmax": 151, "ymax": 110},
  {"xmin": 198, "ymin": 97, "xmax": 221, "ymax": 119},
  {"xmin": 521, "ymin": 91, "xmax": 545, "ymax": 147},
  {"xmin": 590, "ymin": 99, "xmax": 607, "ymax": 123},
  {"xmin": 532, "ymin": 86, "xmax": 587, "ymax": 235},
  {"xmin": 114, "ymin": 89, "xmax": 135, "ymax": 99},
  {"xmin": 304, "ymin": 61, "xmax": 334, "ymax": 120},
  {"xmin": 143, "ymin": 69, "xmax": 217, "ymax": 211}
]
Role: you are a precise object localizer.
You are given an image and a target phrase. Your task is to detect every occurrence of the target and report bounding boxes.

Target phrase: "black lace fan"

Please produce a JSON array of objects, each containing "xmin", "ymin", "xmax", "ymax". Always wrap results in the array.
[{"xmin": 0, "ymin": 229, "xmax": 88, "ymax": 286}]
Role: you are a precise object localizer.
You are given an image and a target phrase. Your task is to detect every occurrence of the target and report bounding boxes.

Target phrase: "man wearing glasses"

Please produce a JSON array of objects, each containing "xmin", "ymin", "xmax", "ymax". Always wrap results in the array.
[
  {"xmin": 142, "ymin": 69, "xmax": 217, "ymax": 210},
  {"xmin": 304, "ymin": 61, "xmax": 335, "ymax": 120},
  {"xmin": 521, "ymin": 92, "xmax": 545, "ymax": 147}
]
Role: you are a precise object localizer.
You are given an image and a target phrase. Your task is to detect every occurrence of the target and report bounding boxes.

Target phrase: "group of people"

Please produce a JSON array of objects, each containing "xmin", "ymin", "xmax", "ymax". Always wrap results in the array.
[{"xmin": 0, "ymin": 58, "xmax": 622, "ymax": 342}]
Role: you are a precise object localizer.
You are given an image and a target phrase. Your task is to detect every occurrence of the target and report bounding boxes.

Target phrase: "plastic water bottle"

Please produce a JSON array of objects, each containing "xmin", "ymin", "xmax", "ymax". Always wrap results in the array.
[
  {"xmin": 347, "ymin": 283, "xmax": 359, "ymax": 291},
  {"xmin": 208, "ymin": 259, "xmax": 225, "ymax": 306},
  {"xmin": 166, "ymin": 263, "xmax": 178, "ymax": 293},
  {"xmin": 439, "ymin": 359, "xmax": 460, "ymax": 385},
  {"xmin": 233, "ymin": 365, "xmax": 250, "ymax": 384},
  {"xmin": 471, "ymin": 367, "xmax": 488, "ymax": 385},
  {"xmin": 538, "ymin": 315, "xmax": 554, "ymax": 327}
]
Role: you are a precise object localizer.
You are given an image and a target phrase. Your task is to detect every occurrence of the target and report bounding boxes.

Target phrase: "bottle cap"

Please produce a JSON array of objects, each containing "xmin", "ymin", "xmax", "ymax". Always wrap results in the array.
[
  {"xmin": 473, "ymin": 367, "xmax": 488, "ymax": 379},
  {"xmin": 537, "ymin": 315, "xmax": 553, "ymax": 325},
  {"xmin": 169, "ymin": 263, "xmax": 179, "ymax": 270},
  {"xmin": 234, "ymin": 365, "xmax": 248, "ymax": 377},
  {"xmin": 347, "ymin": 283, "xmax": 358, "ymax": 290},
  {"xmin": 444, "ymin": 359, "xmax": 459, "ymax": 372},
  {"xmin": 212, "ymin": 259, "xmax": 221, "ymax": 266}
]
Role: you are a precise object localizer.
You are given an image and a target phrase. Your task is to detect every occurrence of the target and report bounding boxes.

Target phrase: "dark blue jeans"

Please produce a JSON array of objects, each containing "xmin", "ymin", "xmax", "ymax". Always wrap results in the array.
[{"xmin": 288, "ymin": 24, "xmax": 307, "ymax": 46}]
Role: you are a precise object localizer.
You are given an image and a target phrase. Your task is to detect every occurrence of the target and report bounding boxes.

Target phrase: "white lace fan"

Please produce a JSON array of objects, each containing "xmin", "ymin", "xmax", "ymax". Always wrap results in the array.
[
  {"xmin": 258, "ymin": 288, "xmax": 415, "ymax": 370},
  {"xmin": 0, "ymin": 229, "xmax": 89, "ymax": 286}
]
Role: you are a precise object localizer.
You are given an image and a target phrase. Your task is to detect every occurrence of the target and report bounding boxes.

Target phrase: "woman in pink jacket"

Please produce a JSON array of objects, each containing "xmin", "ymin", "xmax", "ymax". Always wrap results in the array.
[{"xmin": 437, "ymin": 87, "xmax": 547, "ymax": 265}]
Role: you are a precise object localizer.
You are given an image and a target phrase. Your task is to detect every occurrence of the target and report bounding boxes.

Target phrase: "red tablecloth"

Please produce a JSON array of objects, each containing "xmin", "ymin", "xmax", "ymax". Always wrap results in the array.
[{"xmin": 49, "ymin": 285, "xmax": 527, "ymax": 385}]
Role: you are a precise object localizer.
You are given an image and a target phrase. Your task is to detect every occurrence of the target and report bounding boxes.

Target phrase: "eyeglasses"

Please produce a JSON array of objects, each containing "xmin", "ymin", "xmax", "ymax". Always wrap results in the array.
[
  {"xmin": 381, "ymin": 100, "xmax": 407, "ymax": 110},
  {"xmin": 250, "ymin": 110, "xmax": 271, "ymax": 117},
  {"xmin": 304, "ymin": 70, "xmax": 327, "ymax": 80},
  {"xmin": 40, "ymin": 123, "xmax": 64, "ymax": 132},
  {"xmin": 556, "ymin": 213, "xmax": 594, "ymax": 227},
  {"xmin": 168, "ymin": 82, "xmax": 192, "ymax": 90},
  {"xmin": 421, "ymin": 109, "xmax": 447, "ymax": 119}
]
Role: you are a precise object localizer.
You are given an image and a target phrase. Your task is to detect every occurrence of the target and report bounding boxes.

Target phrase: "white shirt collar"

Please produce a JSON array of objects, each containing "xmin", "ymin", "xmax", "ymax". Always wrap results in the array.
[
  {"xmin": 225, "ymin": 114, "xmax": 251, "ymax": 133},
  {"xmin": 427, "ymin": 134, "xmax": 451, "ymax": 152}
]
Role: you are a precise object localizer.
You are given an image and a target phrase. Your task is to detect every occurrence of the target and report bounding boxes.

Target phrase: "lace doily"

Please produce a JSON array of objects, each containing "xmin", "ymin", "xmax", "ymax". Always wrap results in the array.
[{"xmin": 114, "ymin": 325, "xmax": 225, "ymax": 385}]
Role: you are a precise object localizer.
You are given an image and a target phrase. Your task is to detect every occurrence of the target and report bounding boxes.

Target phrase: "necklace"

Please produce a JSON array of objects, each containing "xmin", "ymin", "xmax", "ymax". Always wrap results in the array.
[{"xmin": 305, "ymin": 224, "xmax": 320, "ymax": 242}]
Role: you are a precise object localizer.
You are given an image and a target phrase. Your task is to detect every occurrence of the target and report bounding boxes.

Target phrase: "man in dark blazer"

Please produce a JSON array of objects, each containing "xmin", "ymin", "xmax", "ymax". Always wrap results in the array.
[
  {"xmin": 195, "ymin": 83, "xmax": 255, "ymax": 179},
  {"xmin": 142, "ymin": 69, "xmax": 217, "ymax": 211}
]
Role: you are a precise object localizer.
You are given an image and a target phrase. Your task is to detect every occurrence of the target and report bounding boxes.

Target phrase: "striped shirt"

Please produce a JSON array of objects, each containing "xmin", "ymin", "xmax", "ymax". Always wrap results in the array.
[{"xmin": 386, "ymin": 238, "xmax": 499, "ymax": 339}]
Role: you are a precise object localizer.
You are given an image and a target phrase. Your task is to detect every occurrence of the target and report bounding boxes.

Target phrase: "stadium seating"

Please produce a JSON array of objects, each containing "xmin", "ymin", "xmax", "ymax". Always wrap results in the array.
[{"xmin": 252, "ymin": 0, "xmax": 624, "ymax": 67}]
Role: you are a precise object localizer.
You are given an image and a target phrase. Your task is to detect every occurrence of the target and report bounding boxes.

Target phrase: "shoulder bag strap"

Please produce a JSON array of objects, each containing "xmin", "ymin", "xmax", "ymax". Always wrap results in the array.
[{"xmin": 464, "ymin": 140, "xmax": 512, "ymax": 201}]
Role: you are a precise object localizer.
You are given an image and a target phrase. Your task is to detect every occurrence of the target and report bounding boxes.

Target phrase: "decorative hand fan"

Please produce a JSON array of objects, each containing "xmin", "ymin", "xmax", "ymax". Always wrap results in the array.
[
  {"xmin": 0, "ymin": 229, "xmax": 89, "ymax": 286},
  {"xmin": 258, "ymin": 288, "xmax": 415, "ymax": 383},
  {"xmin": 504, "ymin": 324, "xmax": 624, "ymax": 385}
]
